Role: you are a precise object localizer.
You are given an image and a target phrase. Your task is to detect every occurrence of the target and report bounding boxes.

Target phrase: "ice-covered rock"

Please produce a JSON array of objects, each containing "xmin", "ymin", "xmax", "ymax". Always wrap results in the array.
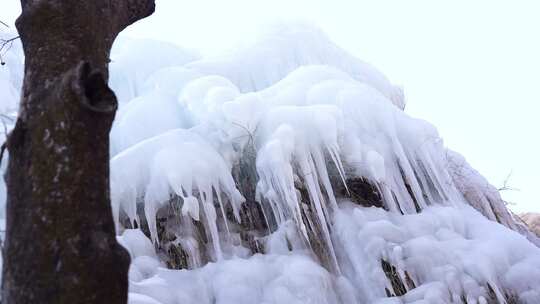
[{"xmin": 520, "ymin": 213, "xmax": 540, "ymax": 237}]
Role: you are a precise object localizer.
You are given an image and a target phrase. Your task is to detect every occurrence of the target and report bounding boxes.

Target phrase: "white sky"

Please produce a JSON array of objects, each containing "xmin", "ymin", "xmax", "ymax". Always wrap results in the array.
[{"xmin": 2, "ymin": 0, "xmax": 539, "ymax": 213}]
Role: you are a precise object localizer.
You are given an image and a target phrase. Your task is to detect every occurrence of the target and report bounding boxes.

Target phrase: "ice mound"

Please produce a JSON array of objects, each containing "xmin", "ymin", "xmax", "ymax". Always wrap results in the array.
[
  {"xmin": 105, "ymin": 24, "xmax": 540, "ymax": 303},
  {"xmin": 186, "ymin": 24, "xmax": 405, "ymax": 109},
  {"xmin": 333, "ymin": 203, "xmax": 540, "ymax": 303},
  {"xmin": 109, "ymin": 37, "xmax": 200, "ymax": 105}
]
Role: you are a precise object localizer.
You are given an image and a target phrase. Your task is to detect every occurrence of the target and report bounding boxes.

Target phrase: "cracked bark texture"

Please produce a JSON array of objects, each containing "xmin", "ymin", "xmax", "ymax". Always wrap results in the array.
[{"xmin": 1, "ymin": 1, "xmax": 155, "ymax": 303}]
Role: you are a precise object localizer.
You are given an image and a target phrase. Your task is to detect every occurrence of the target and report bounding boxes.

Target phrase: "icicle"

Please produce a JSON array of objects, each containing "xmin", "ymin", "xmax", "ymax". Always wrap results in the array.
[
  {"xmin": 298, "ymin": 148, "xmax": 341, "ymax": 274},
  {"xmin": 327, "ymin": 143, "xmax": 349, "ymax": 195},
  {"xmin": 181, "ymin": 196, "xmax": 200, "ymax": 221}
]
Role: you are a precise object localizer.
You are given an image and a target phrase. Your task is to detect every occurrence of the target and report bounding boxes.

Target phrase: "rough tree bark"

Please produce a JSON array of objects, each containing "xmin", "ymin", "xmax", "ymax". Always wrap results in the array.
[{"xmin": 1, "ymin": 1, "xmax": 155, "ymax": 303}]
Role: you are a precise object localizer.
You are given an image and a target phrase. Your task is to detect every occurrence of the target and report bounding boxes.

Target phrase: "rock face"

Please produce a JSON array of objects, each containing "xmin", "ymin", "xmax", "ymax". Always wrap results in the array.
[{"xmin": 520, "ymin": 213, "xmax": 540, "ymax": 237}]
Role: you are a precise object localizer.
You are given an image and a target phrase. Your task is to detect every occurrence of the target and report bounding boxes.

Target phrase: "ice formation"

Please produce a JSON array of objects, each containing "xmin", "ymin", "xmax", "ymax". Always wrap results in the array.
[{"xmin": 2, "ymin": 24, "xmax": 540, "ymax": 304}]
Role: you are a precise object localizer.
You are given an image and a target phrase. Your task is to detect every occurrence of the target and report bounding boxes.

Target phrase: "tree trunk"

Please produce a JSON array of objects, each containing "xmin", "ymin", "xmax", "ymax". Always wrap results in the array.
[{"xmin": 2, "ymin": 1, "xmax": 155, "ymax": 303}]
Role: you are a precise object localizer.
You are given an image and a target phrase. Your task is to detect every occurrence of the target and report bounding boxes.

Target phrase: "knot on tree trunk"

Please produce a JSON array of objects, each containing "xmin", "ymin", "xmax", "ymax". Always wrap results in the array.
[{"xmin": 73, "ymin": 62, "xmax": 118, "ymax": 114}]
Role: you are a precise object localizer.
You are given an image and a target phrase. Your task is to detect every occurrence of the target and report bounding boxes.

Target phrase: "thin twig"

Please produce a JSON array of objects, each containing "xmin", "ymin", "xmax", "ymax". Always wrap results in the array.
[
  {"xmin": 498, "ymin": 170, "xmax": 519, "ymax": 192},
  {"xmin": 1, "ymin": 117, "xmax": 8, "ymax": 136},
  {"xmin": 230, "ymin": 121, "xmax": 259, "ymax": 150},
  {"xmin": 0, "ymin": 142, "xmax": 7, "ymax": 168},
  {"xmin": 0, "ymin": 114, "xmax": 12, "ymax": 167},
  {"xmin": 1, "ymin": 36, "xmax": 20, "ymax": 65},
  {"xmin": 0, "ymin": 113, "xmax": 14, "ymax": 123}
]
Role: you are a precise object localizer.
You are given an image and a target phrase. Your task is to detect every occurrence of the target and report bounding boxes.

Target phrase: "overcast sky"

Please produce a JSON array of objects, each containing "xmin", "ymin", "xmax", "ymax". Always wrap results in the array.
[{"xmin": 3, "ymin": 0, "xmax": 539, "ymax": 213}]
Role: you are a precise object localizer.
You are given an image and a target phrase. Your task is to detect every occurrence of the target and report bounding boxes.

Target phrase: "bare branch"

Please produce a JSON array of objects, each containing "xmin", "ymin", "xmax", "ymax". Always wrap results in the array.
[
  {"xmin": 0, "ymin": 142, "xmax": 6, "ymax": 168},
  {"xmin": 1, "ymin": 35, "xmax": 20, "ymax": 65},
  {"xmin": 498, "ymin": 170, "xmax": 519, "ymax": 192},
  {"xmin": 1, "ymin": 116, "xmax": 8, "ymax": 136},
  {"xmin": 0, "ymin": 20, "xmax": 9, "ymax": 28},
  {"xmin": 0, "ymin": 114, "xmax": 13, "ymax": 167}
]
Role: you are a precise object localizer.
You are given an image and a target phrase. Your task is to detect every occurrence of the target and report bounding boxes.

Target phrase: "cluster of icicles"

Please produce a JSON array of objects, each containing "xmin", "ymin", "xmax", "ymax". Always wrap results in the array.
[
  {"xmin": 109, "ymin": 62, "xmax": 450, "ymax": 265},
  {"xmin": 104, "ymin": 26, "xmax": 540, "ymax": 304}
]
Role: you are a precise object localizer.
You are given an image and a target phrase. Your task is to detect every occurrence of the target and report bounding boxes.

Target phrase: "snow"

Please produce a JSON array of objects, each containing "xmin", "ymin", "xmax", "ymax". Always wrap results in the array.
[
  {"xmin": 120, "ymin": 203, "xmax": 540, "ymax": 304},
  {"xmin": 333, "ymin": 203, "xmax": 540, "ymax": 303},
  {"xmin": 109, "ymin": 37, "xmax": 200, "ymax": 105},
  {"xmin": 1, "ymin": 23, "xmax": 540, "ymax": 304},
  {"xmin": 120, "ymin": 227, "xmax": 342, "ymax": 304},
  {"xmin": 185, "ymin": 24, "xmax": 405, "ymax": 109},
  {"xmin": 110, "ymin": 91, "xmax": 192, "ymax": 155}
]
